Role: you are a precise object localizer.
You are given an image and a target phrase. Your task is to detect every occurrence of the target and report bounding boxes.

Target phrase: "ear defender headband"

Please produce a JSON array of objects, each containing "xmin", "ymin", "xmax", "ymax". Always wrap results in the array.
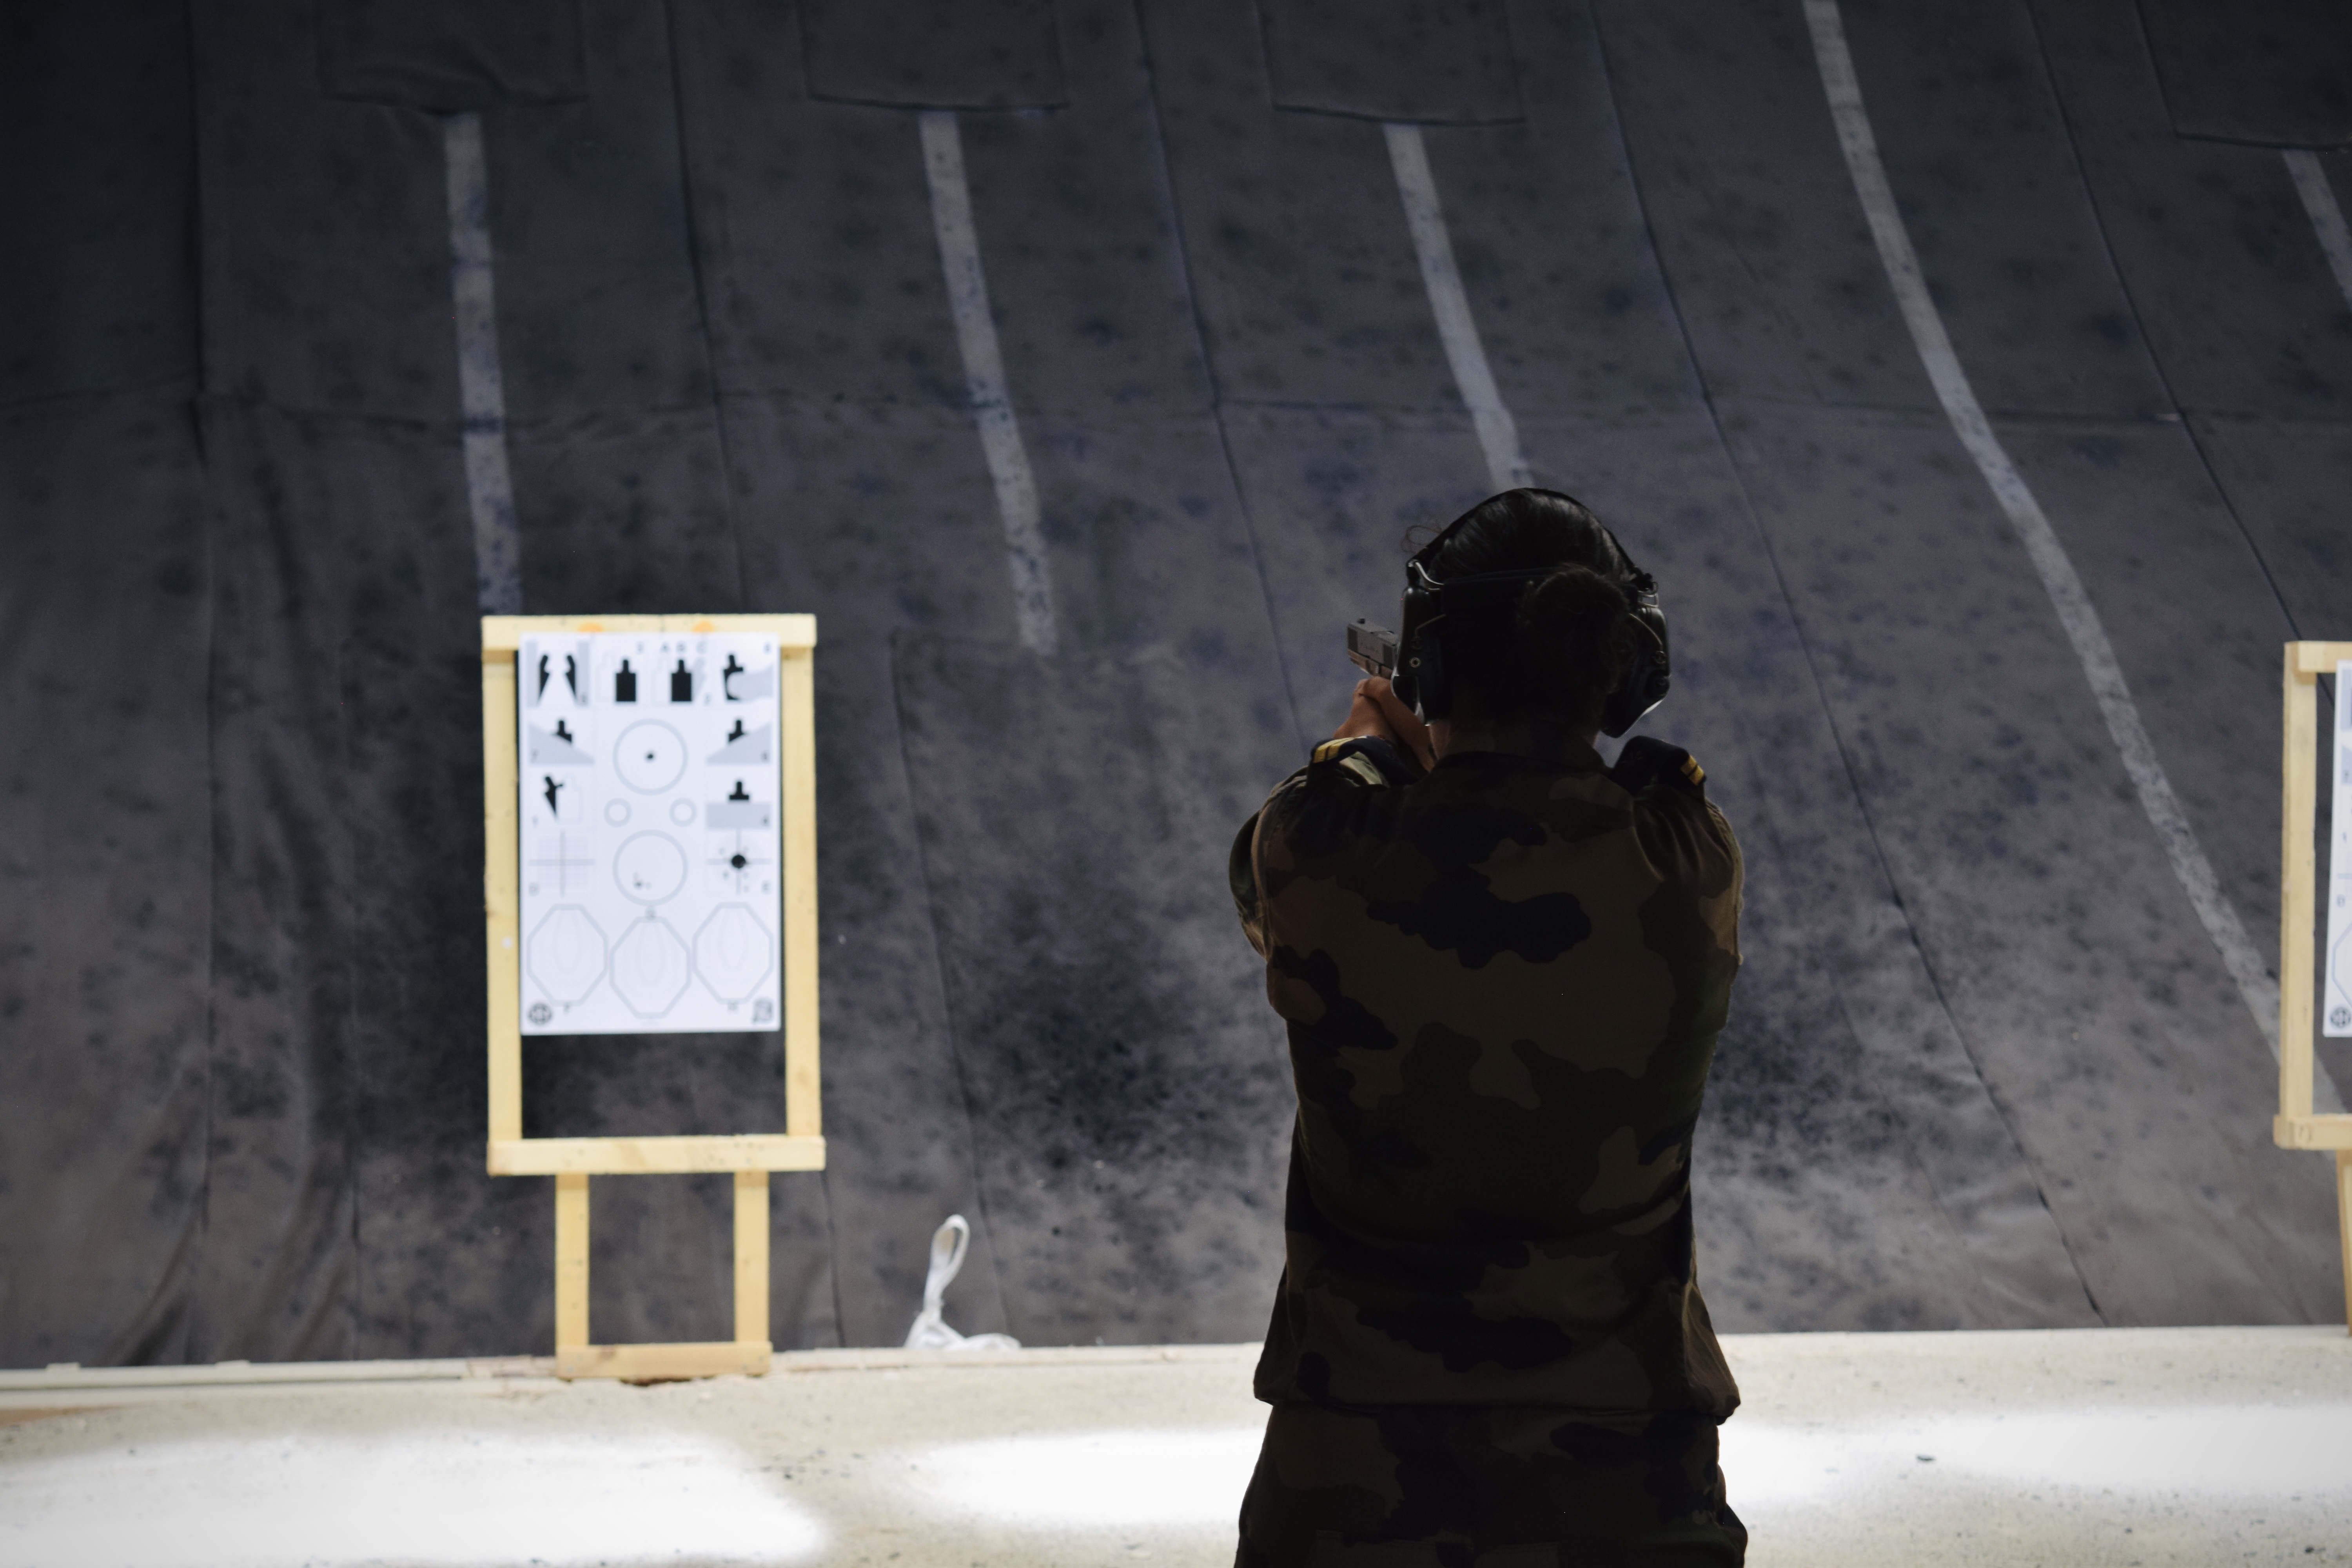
[{"xmin": 1388, "ymin": 508, "xmax": 1671, "ymax": 737}]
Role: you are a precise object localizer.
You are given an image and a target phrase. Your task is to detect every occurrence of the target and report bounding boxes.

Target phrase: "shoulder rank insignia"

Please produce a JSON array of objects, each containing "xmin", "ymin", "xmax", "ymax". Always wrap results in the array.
[
  {"xmin": 1310, "ymin": 735, "xmax": 1415, "ymax": 788},
  {"xmin": 1608, "ymin": 736, "xmax": 1705, "ymax": 796}
]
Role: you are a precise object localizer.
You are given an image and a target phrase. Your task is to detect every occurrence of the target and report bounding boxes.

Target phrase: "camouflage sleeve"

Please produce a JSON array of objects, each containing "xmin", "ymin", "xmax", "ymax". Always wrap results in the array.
[
  {"xmin": 1232, "ymin": 737, "xmax": 1418, "ymax": 957},
  {"xmin": 1612, "ymin": 737, "xmax": 1743, "ymax": 967},
  {"xmin": 1230, "ymin": 803, "xmax": 1278, "ymax": 957}
]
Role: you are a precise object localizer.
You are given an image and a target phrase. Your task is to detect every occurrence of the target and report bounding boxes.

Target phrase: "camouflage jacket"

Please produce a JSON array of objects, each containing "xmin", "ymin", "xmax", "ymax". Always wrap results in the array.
[{"xmin": 1230, "ymin": 733, "xmax": 1742, "ymax": 1415}]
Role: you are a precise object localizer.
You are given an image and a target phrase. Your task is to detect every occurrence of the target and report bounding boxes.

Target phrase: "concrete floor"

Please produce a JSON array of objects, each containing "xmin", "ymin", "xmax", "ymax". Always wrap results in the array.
[{"xmin": 2, "ymin": 1328, "xmax": 2347, "ymax": 1567}]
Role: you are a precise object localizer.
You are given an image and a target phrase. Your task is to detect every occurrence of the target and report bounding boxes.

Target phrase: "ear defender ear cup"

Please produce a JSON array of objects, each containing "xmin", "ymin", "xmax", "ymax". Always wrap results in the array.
[
  {"xmin": 1598, "ymin": 568, "xmax": 1671, "ymax": 738},
  {"xmin": 1389, "ymin": 502, "xmax": 1671, "ymax": 732},
  {"xmin": 1396, "ymin": 627, "xmax": 1446, "ymax": 720},
  {"xmin": 1392, "ymin": 564, "xmax": 1448, "ymax": 720}
]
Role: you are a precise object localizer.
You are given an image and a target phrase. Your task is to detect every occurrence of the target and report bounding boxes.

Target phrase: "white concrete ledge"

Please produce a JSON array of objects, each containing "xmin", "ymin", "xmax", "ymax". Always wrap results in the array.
[
  {"xmin": 0, "ymin": 1356, "xmax": 539, "ymax": 1397},
  {"xmin": 4, "ymin": 1329, "xmax": 2350, "ymax": 1566},
  {"xmin": 0, "ymin": 1342, "xmax": 1266, "ymax": 1408},
  {"xmin": 10, "ymin": 1325, "xmax": 2344, "ymax": 1398}
]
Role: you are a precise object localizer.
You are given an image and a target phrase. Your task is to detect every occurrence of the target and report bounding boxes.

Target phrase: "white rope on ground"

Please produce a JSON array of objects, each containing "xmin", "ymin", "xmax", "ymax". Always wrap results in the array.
[
  {"xmin": 441, "ymin": 111, "xmax": 523, "ymax": 617},
  {"xmin": 1384, "ymin": 121, "xmax": 1534, "ymax": 495},
  {"xmin": 2284, "ymin": 150, "xmax": 2352, "ymax": 311},
  {"xmin": 1802, "ymin": 0, "xmax": 2342, "ymax": 1111},
  {"xmin": 919, "ymin": 111, "xmax": 1058, "ymax": 656},
  {"xmin": 903, "ymin": 1214, "xmax": 1020, "ymax": 1351}
]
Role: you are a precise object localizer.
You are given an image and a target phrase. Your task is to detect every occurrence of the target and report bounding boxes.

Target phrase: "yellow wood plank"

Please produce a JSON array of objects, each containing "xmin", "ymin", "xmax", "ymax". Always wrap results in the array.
[
  {"xmin": 2293, "ymin": 640, "xmax": 2352, "ymax": 674},
  {"xmin": 780, "ymin": 646, "xmax": 822, "ymax": 1140},
  {"xmin": 554, "ymin": 1341, "xmax": 773, "ymax": 1381},
  {"xmin": 2338, "ymin": 1151, "xmax": 2352, "ymax": 1334},
  {"xmin": 554, "ymin": 1174, "xmax": 590, "ymax": 1351},
  {"xmin": 483, "ymin": 648, "xmax": 523, "ymax": 1147},
  {"xmin": 2274, "ymin": 1114, "xmax": 2352, "ymax": 1150},
  {"xmin": 2283, "ymin": 647, "xmax": 2321, "ymax": 1122},
  {"xmin": 734, "ymin": 1171, "xmax": 770, "ymax": 1347},
  {"xmin": 481, "ymin": 614, "xmax": 815, "ymax": 654},
  {"xmin": 491, "ymin": 1135, "xmax": 827, "ymax": 1175}
]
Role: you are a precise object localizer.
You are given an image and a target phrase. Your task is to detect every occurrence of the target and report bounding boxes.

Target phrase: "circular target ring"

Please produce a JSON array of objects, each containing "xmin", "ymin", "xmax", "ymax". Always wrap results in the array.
[
  {"xmin": 613, "ymin": 721, "xmax": 688, "ymax": 795},
  {"xmin": 612, "ymin": 831, "xmax": 688, "ymax": 906}
]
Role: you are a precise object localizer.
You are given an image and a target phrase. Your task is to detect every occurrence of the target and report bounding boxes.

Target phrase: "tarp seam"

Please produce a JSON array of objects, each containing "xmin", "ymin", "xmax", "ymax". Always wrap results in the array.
[
  {"xmin": 1585, "ymin": 0, "xmax": 2099, "ymax": 1318},
  {"xmin": 1806, "ymin": 0, "xmax": 2343, "ymax": 1114},
  {"xmin": 1127, "ymin": 0, "xmax": 1309, "ymax": 755}
]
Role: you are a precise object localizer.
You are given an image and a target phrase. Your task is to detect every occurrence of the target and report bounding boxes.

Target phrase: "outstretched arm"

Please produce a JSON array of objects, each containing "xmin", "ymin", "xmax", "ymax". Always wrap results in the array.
[{"xmin": 1328, "ymin": 677, "xmax": 1435, "ymax": 773}]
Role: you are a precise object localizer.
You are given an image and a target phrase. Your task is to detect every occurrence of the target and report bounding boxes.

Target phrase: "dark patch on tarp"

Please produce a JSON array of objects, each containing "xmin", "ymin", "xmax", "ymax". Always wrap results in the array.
[
  {"xmin": 799, "ymin": 0, "xmax": 1068, "ymax": 111},
  {"xmin": 2136, "ymin": 0, "xmax": 2352, "ymax": 149},
  {"xmin": 1590, "ymin": 0, "xmax": 1935, "ymax": 413},
  {"xmin": 2034, "ymin": 0, "xmax": 2352, "ymax": 419},
  {"xmin": 1259, "ymin": 0, "xmax": 1522, "ymax": 125},
  {"xmin": 317, "ymin": 0, "xmax": 586, "ymax": 111},
  {"xmin": 0, "ymin": 392, "xmax": 214, "ymax": 1369},
  {"xmin": 1832, "ymin": 0, "xmax": 2172, "ymax": 421},
  {"xmin": 196, "ymin": 397, "xmax": 367, "ymax": 1363},
  {"xmin": 892, "ymin": 636, "xmax": 1296, "ymax": 1346},
  {"xmin": 195, "ymin": 0, "xmax": 459, "ymax": 424},
  {"xmin": 1722, "ymin": 400, "xmax": 2339, "ymax": 1323},
  {"xmin": 1141, "ymin": 0, "xmax": 1694, "ymax": 416},
  {"xmin": 0, "ymin": 0, "xmax": 196, "ymax": 406}
]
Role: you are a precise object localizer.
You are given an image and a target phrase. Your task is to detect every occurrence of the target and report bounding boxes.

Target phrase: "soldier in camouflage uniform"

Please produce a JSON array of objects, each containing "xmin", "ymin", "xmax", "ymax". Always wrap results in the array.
[{"xmin": 1228, "ymin": 490, "xmax": 1746, "ymax": 1566}]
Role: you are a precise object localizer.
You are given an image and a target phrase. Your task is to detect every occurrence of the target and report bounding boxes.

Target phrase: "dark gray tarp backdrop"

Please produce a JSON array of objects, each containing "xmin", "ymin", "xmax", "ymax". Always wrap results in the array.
[{"xmin": 4, "ymin": 0, "xmax": 2350, "ymax": 1365}]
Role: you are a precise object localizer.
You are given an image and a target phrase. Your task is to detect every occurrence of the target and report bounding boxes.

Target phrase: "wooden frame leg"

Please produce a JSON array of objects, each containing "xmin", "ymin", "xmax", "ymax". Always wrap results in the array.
[
  {"xmin": 555, "ymin": 1173, "xmax": 590, "ymax": 1352},
  {"xmin": 734, "ymin": 1170, "xmax": 770, "ymax": 1348},
  {"xmin": 2338, "ymin": 1151, "xmax": 2352, "ymax": 1336},
  {"xmin": 547, "ymin": 1171, "xmax": 771, "ymax": 1381}
]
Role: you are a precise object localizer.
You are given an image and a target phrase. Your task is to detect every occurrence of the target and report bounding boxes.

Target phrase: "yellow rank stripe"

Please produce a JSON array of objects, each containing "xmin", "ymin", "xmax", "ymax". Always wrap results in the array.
[
  {"xmin": 1681, "ymin": 754, "xmax": 1705, "ymax": 786},
  {"xmin": 1309, "ymin": 738, "xmax": 1392, "ymax": 787}
]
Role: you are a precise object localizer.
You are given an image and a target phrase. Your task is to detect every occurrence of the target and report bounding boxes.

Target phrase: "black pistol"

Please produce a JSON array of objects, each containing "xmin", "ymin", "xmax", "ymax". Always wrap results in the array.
[{"xmin": 1346, "ymin": 619, "xmax": 1399, "ymax": 681}]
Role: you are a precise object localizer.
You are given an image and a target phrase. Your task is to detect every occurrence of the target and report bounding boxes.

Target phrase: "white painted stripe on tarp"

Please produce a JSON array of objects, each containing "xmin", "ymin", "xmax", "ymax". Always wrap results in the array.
[
  {"xmin": 442, "ymin": 111, "xmax": 523, "ymax": 617},
  {"xmin": 2284, "ymin": 150, "xmax": 2352, "ymax": 312},
  {"xmin": 1384, "ymin": 121, "xmax": 1533, "ymax": 495},
  {"xmin": 1803, "ymin": 0, "xmax": 2339, "ymax": 1107},
  {"xmin": 919, "ymin": 110, "xmax": 1057, "ymax": 656}
]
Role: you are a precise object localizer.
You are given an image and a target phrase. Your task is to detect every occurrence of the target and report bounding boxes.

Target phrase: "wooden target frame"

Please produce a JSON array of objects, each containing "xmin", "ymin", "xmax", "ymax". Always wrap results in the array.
[
  {"xmin": 2277, "ymin": 640, "xmax": 2352, "ymax": 1332},
  {"xmin": 481, "ymin": 614, "xmax": 823, "ymax": 1379}
]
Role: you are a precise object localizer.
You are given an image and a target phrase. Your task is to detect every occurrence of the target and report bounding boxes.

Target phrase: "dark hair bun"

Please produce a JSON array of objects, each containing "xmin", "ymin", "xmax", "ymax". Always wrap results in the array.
[
  {"xmin": 1517, "ymin": 564, "xmax": 1633, "ymax": 718},
  {"xmin": 1421, "ymin": 488, "xmax": 1642, "ymax": 725}
]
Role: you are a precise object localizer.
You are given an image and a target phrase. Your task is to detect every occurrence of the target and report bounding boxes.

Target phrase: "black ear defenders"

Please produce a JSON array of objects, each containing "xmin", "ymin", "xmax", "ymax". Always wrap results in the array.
[
  {"xmin": 1602, "ymin": 566, "xmax": 1671, "ymax": 738},
  {"xmin": 1388, "ymin": 510, "xmax": 1671, "ymax": 738}
]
